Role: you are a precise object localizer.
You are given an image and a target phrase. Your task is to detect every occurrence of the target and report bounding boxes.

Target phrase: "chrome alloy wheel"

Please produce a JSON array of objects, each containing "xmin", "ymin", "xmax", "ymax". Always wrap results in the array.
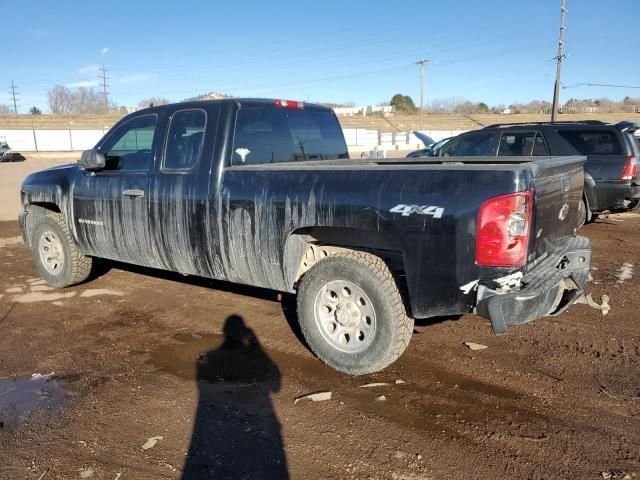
[
  {"xmin": 313, "ymin": 280, "xmax": 377, "ymax": 353},
  {"xmin": 38, "ymin": 230, "xmax": 65, "ymax": 275}
]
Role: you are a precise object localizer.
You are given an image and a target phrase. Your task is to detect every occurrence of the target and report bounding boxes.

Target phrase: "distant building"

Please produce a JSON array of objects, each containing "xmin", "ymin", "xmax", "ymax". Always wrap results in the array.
[
  {"xmin": 188, "ymin": 91, "xmax": 233, "ymax": 101},
  {"xmin": 333, "ymin": 105, "xmax": 395, "ymax": 116}
]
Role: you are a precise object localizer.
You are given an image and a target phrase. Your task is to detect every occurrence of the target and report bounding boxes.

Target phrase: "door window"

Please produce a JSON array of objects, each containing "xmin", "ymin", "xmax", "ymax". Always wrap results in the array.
[
  {"xmin": 163, "ymin": 109, "xmax": 207, "ymax": 171},
  {"xmin": 101, "ymin": 114, "xmax": 158, "ymax": 171}
]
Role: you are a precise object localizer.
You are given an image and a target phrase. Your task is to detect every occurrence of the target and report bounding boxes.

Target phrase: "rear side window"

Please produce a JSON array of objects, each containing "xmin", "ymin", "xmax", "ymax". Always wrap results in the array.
[
  {"xmin": 441, "ymin": 132, "xmax": 496, "ymax": 157},
  {"xmin": 498, "ymin": 131, "xmax": 549, "ymax": 156},
  {"xmin": 163, "ymin": 109, "xmax": 207, "ymax": 171},
  {"xmin": 557, "ymin": 129, "xmax": 622, "ymax": 155},
  {"xmin": 232, "ymin": 107, "xmax": 348, "ymax": 165}
]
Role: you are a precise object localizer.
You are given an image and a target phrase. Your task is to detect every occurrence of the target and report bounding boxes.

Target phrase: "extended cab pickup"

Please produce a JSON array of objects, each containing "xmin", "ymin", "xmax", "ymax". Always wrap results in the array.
[{"xmin": 19, "ymin": 99, "xmax": 592, "ymax": 374}]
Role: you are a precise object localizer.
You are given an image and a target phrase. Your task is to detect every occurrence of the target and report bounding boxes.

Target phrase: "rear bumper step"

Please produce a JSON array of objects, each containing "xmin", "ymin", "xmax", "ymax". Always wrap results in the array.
[{"xmin": 476, "ymin": 235, "xmax": 591, "ymax": 335}]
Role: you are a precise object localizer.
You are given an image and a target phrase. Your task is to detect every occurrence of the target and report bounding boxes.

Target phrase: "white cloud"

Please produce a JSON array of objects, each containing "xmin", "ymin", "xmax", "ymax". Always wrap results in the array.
[
  {"xmin": 31, "ymin": 28, "xmax": 55, "ymax": 38},
  {"xmin": 101, "ymin": 47, "xmax": 109, "ymax": 55},
  {"xmin": 66, "ymin": 80, "xmax": 100, "ymax": 88},
  {"xmin": 114, "ymin": 73, "xmax": 154, "ymax": 85},
  {"xmin": 77, "ymin": 64, "xmax": 99, "ymax": 75}
]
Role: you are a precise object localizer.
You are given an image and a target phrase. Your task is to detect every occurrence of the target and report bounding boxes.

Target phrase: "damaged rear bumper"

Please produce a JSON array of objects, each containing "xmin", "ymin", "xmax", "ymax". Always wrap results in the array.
[{"xmin": 476, "ymin": 235, "xmax": 591, "ymax": 335}]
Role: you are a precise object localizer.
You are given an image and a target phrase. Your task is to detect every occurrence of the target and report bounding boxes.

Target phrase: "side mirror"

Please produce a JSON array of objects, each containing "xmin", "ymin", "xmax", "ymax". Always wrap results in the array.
[{"xmin": 79, "ymin": 148, "xmax": 106, "ymax": 171}]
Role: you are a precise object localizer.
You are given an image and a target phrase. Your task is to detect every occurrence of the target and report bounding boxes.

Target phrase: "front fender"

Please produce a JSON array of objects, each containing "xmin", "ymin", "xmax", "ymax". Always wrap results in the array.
[{"xmin": 20, "ymin": 164, "xmax": 77, "ymax": 244}]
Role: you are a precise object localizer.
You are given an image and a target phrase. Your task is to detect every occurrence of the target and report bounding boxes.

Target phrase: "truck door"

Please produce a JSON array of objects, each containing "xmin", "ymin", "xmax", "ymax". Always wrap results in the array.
[
  {"xmin": 147, "ymin": 106, "xmax": 220, "ymax": 276},
  {"xmin": 73, "ymin": 113, "xmax": 159, "ymax": 267}
]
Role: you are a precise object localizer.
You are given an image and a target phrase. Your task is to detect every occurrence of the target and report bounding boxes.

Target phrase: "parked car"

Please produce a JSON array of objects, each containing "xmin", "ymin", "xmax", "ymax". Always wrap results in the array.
[
  {"xmin": 437, "ymin": 121, "xmax": 640, "ymax": 225},
  {"xmin": 0, "ymin": 140, "xmax": 26, "ymax": 162},
  {"xmin": 406, "ymin": 136, "xmax": 453, "ymax": 158},
  {"xmin": 19, "ymin": 99, "xmax": 591, "ymax": 374}
]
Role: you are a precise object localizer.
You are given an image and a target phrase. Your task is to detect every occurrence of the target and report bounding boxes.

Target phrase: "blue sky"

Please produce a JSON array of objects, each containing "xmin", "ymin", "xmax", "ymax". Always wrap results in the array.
[{"xmin": 3, "ymin": 0, "xmax": 640, "ymax": 112}]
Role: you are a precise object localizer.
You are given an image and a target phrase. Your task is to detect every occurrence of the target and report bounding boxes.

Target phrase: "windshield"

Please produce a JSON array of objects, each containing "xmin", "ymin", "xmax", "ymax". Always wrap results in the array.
[{"xmin": 232, "ymin": 107, "xmax": 348, "ymax": 165}]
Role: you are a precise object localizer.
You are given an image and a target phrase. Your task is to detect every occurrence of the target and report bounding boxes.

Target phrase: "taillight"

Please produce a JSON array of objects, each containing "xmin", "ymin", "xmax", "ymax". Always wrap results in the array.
[
  {"xmin": 476, "ymin": 191, "xmax": 533, "ymax": 267},
  {"xmin": 275, "ymin": 99, "xmax": 304, "ymax": 109},
  {"xmin": 620, "ymin": 155, "xmax": 638, "ymax": 180}
]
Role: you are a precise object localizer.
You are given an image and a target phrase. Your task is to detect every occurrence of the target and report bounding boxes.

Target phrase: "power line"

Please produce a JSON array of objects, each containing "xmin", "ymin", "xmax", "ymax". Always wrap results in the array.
[
  {"xmin": 415, "ymin": 58, "xmax": 429, "ymax": 130},
  {"xmin": 98, "ymin": 62, "xmax": 110, "ymax": 111},
  {"xmin": 9, "ymin": 80, "xmax": 19, "ymax": 115},
  {"xmin": 563, "ymin": 82, "xmax": 640, "ymax": 89},
  {"xmin": 551, "ymin": 0, "xmax": 567, "ymax": 122}
]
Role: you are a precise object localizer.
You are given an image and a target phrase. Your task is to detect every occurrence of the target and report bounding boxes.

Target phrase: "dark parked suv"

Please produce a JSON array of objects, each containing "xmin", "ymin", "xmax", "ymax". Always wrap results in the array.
[{"xmin": 438, "ymin": 121, "xmax": 640, "ymax": 225}]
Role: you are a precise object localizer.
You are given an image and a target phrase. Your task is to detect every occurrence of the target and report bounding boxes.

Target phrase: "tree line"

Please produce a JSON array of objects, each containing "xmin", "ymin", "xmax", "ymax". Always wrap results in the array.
[
  {"xmin": 1, "ymin": 88, "xmax": 639, "ymax": 116},
  {"xmin": 387, "ymin": 94, "xmax": 640, "ymax": 115}
]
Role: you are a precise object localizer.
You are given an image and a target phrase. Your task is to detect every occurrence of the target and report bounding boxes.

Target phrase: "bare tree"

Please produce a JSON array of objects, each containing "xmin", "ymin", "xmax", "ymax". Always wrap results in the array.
[
  {"xmin": 48, "ymin": 85, "xmax": 113, "ymax": 114},
  {"xmin": 137, "ymin": 97, "xmax": 171, "ymax": 109},
  {"xmin": 453, "ymin": 100, "xmax": 476, "ymax": 115},
  {"xmin": 0, "ymin": 104, "xmax": 11, "ymax": 115},
  {"xmin": 48, "ymin": 85, "xmax": 73, "ymax": 114},
  {"xmin": 72, "ymin": 87, "xmax": 105, "ymax": 113}
]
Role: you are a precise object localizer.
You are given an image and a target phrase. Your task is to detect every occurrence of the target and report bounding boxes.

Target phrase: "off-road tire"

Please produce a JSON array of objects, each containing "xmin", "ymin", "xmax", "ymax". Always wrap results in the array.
[
  {"xmin": 297, "ymin": 251, "xmax": 414, "ymax": 375},
  {"xmin": 31, "ymin": 212, "xmax": 92, "ymax": 288}
]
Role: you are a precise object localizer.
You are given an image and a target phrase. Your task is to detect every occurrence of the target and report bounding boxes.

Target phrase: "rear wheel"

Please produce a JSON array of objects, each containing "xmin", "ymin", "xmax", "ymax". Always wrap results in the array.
[
  {"xmin": 296, "ymin": 251, "xmax": 413, "ymax": 375},
  {"xmin": 31, "ymin": 213, "xmax": 92, "ymax": 287}
]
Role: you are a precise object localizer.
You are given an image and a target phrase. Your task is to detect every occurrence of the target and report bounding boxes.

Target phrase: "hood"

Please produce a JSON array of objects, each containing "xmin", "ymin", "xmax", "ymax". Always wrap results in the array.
[{"xmin": 413, "ymin": 131, "xmax": 435, "ymax": 147}]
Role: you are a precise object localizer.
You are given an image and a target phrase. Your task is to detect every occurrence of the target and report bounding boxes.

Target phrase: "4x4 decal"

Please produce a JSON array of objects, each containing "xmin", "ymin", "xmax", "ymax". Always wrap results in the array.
[{"xmin": 390, "ymin": 204, "xmax": 444, "ymax": 218}]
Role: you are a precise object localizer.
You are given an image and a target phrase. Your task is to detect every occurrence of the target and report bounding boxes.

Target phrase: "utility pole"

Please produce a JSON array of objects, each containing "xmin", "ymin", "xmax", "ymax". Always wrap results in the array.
[
  {"xmin": 415, "ymin": 58, "xmax": 429, "ymax": 130},
  {"xmin": 551, "ymin": 0, "xmax": 567, "ymax": 122},
  {"xmin": 98, "ymin": 62, "xmax": 110, "ymax": 112},
  {"xmin": 9, "ymin": 80, "xmax": 18, "ymax": 115}
]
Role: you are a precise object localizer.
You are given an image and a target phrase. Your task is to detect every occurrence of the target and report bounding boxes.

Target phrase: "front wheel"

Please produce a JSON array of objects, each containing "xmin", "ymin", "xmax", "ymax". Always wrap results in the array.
[
  {"xmin": 296, "ymin": 251, "xmax": 414, "ymax": 375},
  {"xmin": 30, "ymin": 213, "xmax": 92, "ymax": 288}
]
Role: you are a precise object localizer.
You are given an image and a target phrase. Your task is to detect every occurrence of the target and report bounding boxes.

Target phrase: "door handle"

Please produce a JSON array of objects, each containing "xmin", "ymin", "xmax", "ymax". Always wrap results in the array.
[{"xmin": 123, "ymin": 188, "xmax": 145, "ymax": 198}]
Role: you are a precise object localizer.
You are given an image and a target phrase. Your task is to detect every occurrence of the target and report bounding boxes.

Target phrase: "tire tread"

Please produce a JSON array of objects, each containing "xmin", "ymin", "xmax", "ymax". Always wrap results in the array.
[
  {"xmin": 297, "ymin": 250, "xmax": 413, "ymax": 375},
  {"xmin": 36, "ymin": 213, "xmax": 92, "ymax": 287}
]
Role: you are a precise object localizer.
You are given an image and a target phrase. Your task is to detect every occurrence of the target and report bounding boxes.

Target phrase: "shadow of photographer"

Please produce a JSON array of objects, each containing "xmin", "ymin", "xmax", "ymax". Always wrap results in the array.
[{"xmin": 182, "ymin": 315, "xmax": 288, "ymax": 479}]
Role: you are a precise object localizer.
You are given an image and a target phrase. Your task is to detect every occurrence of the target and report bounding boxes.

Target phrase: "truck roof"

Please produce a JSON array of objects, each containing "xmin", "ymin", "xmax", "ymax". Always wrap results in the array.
[{"xmin": 135, "ymin": 98, "xmax": 333, "ymax": 114}]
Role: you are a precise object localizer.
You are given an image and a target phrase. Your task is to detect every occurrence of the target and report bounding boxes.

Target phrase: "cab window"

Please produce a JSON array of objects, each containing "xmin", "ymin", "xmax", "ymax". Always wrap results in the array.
[{"xmin": 232, "ymin": 107, "xmax": 348, "ymax": 165}]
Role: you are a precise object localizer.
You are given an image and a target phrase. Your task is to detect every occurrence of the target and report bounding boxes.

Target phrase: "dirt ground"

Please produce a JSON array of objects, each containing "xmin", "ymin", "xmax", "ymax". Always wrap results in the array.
[{"xmin": 0, "ymin": 170, "xmax": 639, "ymax": 479}]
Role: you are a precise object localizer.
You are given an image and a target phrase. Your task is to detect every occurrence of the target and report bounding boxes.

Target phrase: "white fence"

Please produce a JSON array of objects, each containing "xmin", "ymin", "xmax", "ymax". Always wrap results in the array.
[
  {"xmin": 343, "ymin": 128, "xmax": 467, "ymax": 150},
  {"xmin": 0, "ymin": 129, "xmax": 106, "ymax": 152},
  {"xmin": 0, "ymin": 128, "xmax": 468, "ymax": 152}
]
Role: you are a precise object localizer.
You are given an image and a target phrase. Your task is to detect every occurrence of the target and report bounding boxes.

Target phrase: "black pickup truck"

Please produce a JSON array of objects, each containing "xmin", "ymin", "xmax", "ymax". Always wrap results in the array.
[{"xmin": 19, "ymin": 99, "xmax": 592, "ymax": 374}]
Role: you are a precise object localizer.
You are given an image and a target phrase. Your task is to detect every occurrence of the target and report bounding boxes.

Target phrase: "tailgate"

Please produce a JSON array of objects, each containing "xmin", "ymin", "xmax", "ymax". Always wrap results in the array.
[{"xmin": 528, "ymin": 155, "xmax": 586, "ymax": 259}]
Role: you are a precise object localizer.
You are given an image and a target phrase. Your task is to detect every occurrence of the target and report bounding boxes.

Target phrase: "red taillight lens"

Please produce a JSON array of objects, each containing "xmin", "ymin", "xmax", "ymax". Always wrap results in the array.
[
  {"xmin": 620, "ymin": 155, "xmax": 638, "ymax": 181},
  {"xmin": 476, "ymin": 191, "xmax": 533, "ymax": 267},
  {"xmin": 275, "ymin": 99, "xmax": 304, "ymax": 109}
]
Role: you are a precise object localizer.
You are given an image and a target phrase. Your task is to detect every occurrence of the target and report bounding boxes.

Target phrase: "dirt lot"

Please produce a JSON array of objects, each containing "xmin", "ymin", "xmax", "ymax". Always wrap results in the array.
[{"xmin": 0, "ymin": 166, "xmax": 639, "ymax": 479}]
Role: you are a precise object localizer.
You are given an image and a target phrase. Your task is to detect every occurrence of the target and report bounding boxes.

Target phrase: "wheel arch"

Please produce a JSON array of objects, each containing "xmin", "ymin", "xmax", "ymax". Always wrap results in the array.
[
  {"xmin": 22, "ymin": 202, "xmax": 63, "ymax": 248},
  {"xmin": 283, "ymin": 226, "xmax": 406, "ymax": 290}
]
